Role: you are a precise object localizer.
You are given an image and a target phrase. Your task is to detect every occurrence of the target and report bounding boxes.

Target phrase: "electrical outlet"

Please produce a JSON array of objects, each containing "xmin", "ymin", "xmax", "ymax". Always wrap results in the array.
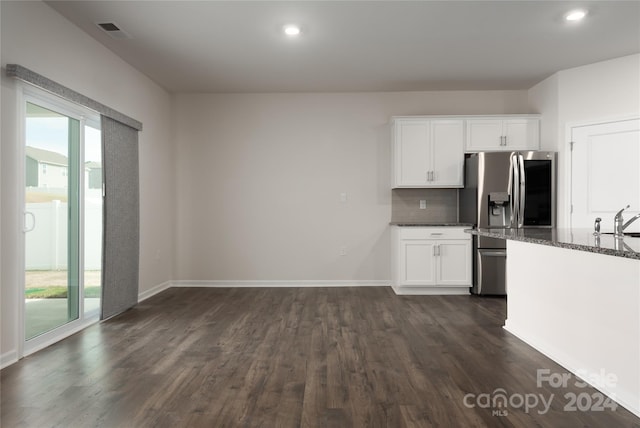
[
  {"xmin": 340, "ymin": 247, "xmax": 347, "ymax": 256},
  {"xmin": 340, "ymin": 192, "xmax": 347, "ymax": 203},
  {"xmin": 420, "ymin": 200, "xmax": 427, "ymax": 209}
]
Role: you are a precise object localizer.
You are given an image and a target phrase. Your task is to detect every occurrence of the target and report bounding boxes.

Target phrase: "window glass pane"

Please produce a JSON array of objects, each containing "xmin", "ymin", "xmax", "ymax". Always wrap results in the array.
[
  {"xmin": 24, "ymin": 102, "xmax": 79, "ymax": 339},
  {"xmin": 84, "ymin": 124, "xmax": 102, "ymax": 316}
]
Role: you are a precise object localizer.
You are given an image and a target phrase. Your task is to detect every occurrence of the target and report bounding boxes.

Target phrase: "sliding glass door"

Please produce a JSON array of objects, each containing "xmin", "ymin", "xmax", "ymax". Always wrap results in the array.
[
  {"xmin": 23, "ymin": 90, "xmax": 102, "ymax": 350},
  {"xmin": 83, "ymin": 125, "xmax": 103, "ymax": 318}
]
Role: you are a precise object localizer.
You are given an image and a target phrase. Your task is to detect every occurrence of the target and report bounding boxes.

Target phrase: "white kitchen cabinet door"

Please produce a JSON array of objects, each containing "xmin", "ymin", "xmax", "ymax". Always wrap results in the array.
[
  {"xmin": 431, "ymin": 120, "xmax": 464, "ymax": 186},
  {"xmin": 397, "ymin": 240, "xmax": 437, "ymax": 286},
  {"xmin": 570, "ymin": 118, "xmax": 640, "ymax": 232},
  {"xmin": 466, "ymin": 119, "xmax": 503, "ymax": 151},
  {"xmin": 436, "ymin": 240, "xmax": 472, "ymax": 286},
  {"xmin": 466, "ymin": 117, "xmax": 540, "ymax": 152},
  {"xmin": 392, "ymin": 118, "xmax": 464, "ymax": 188},
  {"xmin": 394, "ymin": 119, "xmax": 430, "ymax": 186},
  {"xmin": 503, "ymin": 119, "xmax": 540, "ymax": 150}
]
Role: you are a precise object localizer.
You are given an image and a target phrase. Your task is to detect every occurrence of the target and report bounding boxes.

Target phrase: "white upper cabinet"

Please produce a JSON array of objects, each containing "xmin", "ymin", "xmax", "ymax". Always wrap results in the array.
[
  {"xmin": 392, "ymin": 117, "xmax": 464, "ymax": 188},
  {"xmin": 393, "ymin": 119, "xmax": 430, "ymax": 186},
  {"xmin": 431, "ymin": 120, "xmax": 465, "ymax": 186},
  {"xmin": 465, "ymin": 116, "xmax": 540, "ymax": 152}
]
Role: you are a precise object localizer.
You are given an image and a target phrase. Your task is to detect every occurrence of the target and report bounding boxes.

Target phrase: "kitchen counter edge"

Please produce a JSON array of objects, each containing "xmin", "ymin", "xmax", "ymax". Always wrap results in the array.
[
  {"xmin": 389, "ymin": 222, "xmax": 474, "ymax": 227},
  {"xmin": 466, "ymin": 228, "xmax": 640, "ymax": 260}
]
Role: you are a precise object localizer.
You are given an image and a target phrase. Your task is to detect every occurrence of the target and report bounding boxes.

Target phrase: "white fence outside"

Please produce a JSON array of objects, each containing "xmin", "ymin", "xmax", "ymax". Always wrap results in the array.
[{"xmin": 25, "ymin": 197, "xmax": 102, "ymax": 270}]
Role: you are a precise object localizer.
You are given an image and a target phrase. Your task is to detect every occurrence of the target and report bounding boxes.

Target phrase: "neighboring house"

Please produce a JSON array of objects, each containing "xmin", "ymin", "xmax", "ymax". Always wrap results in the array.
[
  {"xmin": 25, "ymin": 146, "xmax": 102, "ymax": 190},
  {"xmin": 25, "ymin": 146, "xmax": 68, "ymax": 189},
  {"xmin": 85, "ymin": 161, "xmax": 102, "ymax": 189}
]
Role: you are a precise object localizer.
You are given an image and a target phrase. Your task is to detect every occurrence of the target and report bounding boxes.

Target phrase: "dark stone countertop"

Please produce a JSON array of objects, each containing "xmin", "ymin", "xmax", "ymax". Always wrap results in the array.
[
  {"xmin": 389, "ymin": 222, "xmax": 474, "ymax": 227},
  {"xmin": 467, "ymin": 228, "xmax": 640, "ymax": 260}
]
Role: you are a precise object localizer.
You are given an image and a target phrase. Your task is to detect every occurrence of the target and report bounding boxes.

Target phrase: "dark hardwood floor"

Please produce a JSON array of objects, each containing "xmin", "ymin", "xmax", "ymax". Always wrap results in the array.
[{"xmin": 2, "ymin": 287, "xmax": 639, "ymax": 427}]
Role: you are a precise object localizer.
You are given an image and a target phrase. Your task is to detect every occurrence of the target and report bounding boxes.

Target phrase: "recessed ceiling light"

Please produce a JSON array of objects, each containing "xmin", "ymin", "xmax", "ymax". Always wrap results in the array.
[
  {"xmin": 283, "ymin": 24, "xmax": 301, "ymax": 37},
  {"xmin": 565, "ymin": 9, "xmax": 588, "ymax": 22}
]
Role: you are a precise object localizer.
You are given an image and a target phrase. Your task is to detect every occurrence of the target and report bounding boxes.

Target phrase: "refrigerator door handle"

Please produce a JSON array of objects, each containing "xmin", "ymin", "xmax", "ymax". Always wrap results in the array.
[
  {"xmin": 508, "ymin": 153, "xmax": 513, "ymax": 226},
  {"xmin": 481, "ymin": 250, "xmax": 507, "ymax": 257},
  {"xmin": 518, "ymin": 153, "xmax": 526, "ymax": 228},
  {"xmin": 509, "ymin": 153, "xmax": 519, "ymax": 227}
]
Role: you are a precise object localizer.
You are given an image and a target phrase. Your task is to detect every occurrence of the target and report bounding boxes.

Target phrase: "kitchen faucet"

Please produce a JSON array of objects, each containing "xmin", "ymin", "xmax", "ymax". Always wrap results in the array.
[{"xmin": 614, "ymin": 205, "xmax": 640, "ymax": 237}]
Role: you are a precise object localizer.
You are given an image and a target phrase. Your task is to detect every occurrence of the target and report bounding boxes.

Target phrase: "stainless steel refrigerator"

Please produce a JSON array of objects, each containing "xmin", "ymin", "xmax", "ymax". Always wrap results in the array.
[{"xmin": 459, "ymin": 151, "xmax": 556, "ymax": 295}]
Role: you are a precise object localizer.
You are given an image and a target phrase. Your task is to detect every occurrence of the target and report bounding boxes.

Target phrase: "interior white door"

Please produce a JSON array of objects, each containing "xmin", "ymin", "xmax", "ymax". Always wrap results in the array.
[{"xmin": 571, "ymin": 118, "xmax": 640, "ymax": 233}]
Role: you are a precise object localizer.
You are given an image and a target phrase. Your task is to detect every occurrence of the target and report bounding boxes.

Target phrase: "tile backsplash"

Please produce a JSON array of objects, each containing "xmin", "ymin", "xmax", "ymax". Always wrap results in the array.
[{"xmin": 391, "ymin": 188, "xmax": 458, "ymax": 223}]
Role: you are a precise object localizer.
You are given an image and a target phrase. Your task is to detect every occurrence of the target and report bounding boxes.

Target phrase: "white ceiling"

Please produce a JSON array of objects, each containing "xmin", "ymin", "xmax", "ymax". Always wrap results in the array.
[{"xmin": 46, "ymin": 1, "xmax": 640, "ymax": 94}]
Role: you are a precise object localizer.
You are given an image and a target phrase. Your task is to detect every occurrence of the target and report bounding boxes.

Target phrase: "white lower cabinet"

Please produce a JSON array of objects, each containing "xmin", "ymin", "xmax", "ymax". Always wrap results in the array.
[{"xmin": 392, "ymin": 226, "xmax": 471, "ymax": 295}]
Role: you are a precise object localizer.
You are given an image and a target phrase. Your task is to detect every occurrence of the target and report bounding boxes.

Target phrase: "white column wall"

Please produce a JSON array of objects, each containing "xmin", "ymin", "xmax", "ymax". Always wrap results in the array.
[{"xmin": 505, "ymin": 240, "xmax": 640, "ymax": 417}]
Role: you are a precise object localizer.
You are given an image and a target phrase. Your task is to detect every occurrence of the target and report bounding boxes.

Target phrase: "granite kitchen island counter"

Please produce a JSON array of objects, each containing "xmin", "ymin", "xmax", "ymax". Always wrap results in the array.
[
  {"xmin": 390, "ymin": 222, "xmax": 474, "ymax": 227},
  {"xmin": 478, "ymin": 227, "xmax": 640, "ymax": 417},
  {"xmin": 467, "ymin": 227, "xmax": 640, "ymax": 260}
]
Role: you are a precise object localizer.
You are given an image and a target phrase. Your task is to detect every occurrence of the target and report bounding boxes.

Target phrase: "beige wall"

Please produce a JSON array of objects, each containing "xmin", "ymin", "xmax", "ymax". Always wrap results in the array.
[
  {"xmin": 528, "ymin": 73, "xmax": 559, "ymax": 152},
  {"xmin": 528, "ymin": 54, "xmax": 640, "ymax": 228},
  {"xmin": 173, "ymin": 91, "xmax": 530, "ymax": 281},
  {"xmin": 558, "ymin": 54, "xmax": 640, "ymax": 126},
  {"xmin": 1, "ymin": 1, "xmax": 174, "ymax": 364}
]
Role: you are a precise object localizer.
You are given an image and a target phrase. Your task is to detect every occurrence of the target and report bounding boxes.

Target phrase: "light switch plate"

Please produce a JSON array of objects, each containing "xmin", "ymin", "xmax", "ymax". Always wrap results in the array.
[{"xmin": 419, "ymin": 200, "xmax": 427, "ymax": 209}]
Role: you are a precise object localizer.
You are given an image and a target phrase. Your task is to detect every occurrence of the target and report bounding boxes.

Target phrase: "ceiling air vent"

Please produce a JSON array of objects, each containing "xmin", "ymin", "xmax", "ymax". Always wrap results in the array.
[{"xmin": 96, "ymin": 22, "xmax": 131, "ymax": 39}]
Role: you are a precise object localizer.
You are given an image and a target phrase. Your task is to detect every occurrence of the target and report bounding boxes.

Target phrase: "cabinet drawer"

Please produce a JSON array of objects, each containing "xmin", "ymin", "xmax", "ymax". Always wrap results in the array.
[{"xmin": 398, "ymin": 227, "xmax": 469, "ymax": 240}]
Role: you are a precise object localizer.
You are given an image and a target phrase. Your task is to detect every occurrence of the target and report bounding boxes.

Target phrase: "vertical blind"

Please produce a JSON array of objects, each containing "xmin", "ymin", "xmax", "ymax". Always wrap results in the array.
[{"xmin": 101, "ymin": 116, "xmax": 140, "ymax": 320}]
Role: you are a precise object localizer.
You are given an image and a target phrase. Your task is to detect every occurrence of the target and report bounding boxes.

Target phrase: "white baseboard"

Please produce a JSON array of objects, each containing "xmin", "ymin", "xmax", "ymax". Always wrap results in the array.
[
  {"xmin": 1, "ymin": 350, "xmax": 18, "ymax": 370},
  {"xmin": 138, "ymin": 281, "xmax": 172, "ymax": 302},
  {"xmin": 140, "ymin": 279, "xmax": 390, "ymax": 301},
  {"xmin": 392, "ymin": 286, "xmax": 471, "ymax": 295},
  {"xmin": 171, "ymin": 280, "xmax": 389, "ymax": 288}
]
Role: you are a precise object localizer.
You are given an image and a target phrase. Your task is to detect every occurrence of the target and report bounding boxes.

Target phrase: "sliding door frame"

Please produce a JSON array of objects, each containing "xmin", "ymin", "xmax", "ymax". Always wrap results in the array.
[{"xmin": 18, "ymin": 83, "xmax": 102, "ymax": 357}]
